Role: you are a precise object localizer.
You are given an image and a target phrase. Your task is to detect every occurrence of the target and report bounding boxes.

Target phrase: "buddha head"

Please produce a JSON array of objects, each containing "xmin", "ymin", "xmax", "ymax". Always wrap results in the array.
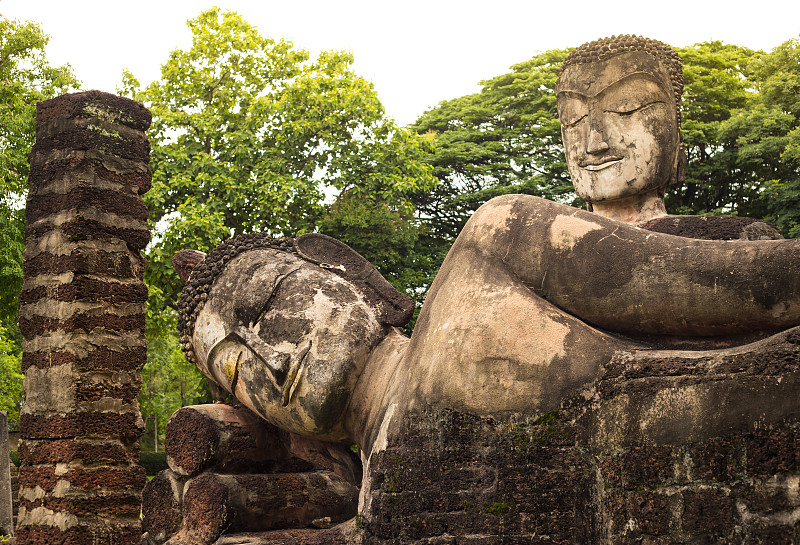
[
  {"xmin": 556, "ymin": 35, "xmax": 685, "ymax": 209},
  {"xmin": 174, "ymin": 233, "xmax": 414, "ymax": 442}
]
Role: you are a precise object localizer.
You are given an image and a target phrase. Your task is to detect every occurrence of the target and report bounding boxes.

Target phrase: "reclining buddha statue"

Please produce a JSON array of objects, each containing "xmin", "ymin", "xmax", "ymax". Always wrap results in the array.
[{"xmin": 157, "ymin": 36, "xmax": 800, "ymax": 544}]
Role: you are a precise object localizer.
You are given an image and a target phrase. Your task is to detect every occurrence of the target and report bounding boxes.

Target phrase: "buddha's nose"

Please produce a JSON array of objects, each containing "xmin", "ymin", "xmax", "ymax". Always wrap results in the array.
[{"xmin": 586, "ymin": 109, "xmax": 610, "ymax": 154}]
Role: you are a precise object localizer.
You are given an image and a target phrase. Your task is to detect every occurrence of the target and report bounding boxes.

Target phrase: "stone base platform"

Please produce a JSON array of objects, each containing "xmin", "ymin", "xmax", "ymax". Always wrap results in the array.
[
  {"xmin": 146, "ymin": 328, "xmax": 800, "ymax": 544},
  {"xmin": 361, "ymin": 328, "xmax": 800, "ymax": 544}
]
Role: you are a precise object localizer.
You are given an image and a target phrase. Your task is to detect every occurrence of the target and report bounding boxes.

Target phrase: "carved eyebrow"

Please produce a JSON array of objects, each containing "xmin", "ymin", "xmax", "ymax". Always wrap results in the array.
[
  {"xmin": 207, "ymin": 328, "xmax": 291, "ymax": 384},
  {"xmin": 556, "ymin": 90, "xmax": 589, "ymax": 101},
  {"xmin": 248, "ymin": 265, "xmax": 302, "ymax": 328},
  {"xmin": 558, "ymin": 71, "xmax": 669, "ymax": 101},
  {"xmin": 598, "ymin": 72, "xmax": 670, "ymax": 101}
]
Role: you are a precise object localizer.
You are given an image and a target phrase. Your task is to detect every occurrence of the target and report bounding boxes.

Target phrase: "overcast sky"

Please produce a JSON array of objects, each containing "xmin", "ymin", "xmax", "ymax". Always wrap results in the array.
[{"xmin": 2, "ymin": 0, "xmax": 799, "ymax": 126}]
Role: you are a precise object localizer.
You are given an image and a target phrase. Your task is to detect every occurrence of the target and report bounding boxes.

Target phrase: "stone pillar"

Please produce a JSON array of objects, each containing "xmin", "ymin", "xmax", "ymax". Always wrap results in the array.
[
  {"xmin": 17, "ymin": 91, "xmax": 151, "ymax": 545},
  {"xmin": 0, "ymin": 411, "xmax": 13, "ymax": 535}
]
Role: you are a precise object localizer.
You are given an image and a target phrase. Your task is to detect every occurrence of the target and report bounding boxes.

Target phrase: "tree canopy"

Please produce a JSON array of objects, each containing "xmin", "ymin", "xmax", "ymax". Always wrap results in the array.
[
  {"xmin": 0, "ymin": 17, "xmax": 77, "ymax": 329},
  {"xmin": 2, "ymin": 10, "xmax": 799, "ymax": 440},
  {"xmin": 722, "ymin": 36, "xmax": 800, "ymax": 235},
  {"xmin": 123, "ymin": 8, "xmax": 436, "ymax": 332},
  {"xmin": 668, "ymin": 41, "xmax": 764, "ymax": 216},
  {"xmin": 410, "ymin": 48, "xmax": 573, "ymax": 244}
]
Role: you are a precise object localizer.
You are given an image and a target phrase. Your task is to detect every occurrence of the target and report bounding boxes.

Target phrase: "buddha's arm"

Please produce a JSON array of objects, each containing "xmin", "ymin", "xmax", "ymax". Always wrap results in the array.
[{"xmin": 459, "ymin": 194, "xmax": 800, "ymax": 336}]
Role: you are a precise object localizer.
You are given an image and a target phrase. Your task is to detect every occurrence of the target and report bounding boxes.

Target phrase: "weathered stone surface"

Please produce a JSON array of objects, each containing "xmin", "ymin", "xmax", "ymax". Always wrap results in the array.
[
  {"xmin": 557, "ymin": 36, "xmax": 683, "ymax": 224},
  {"xmin": 182, "ymin": 472, "xmax": 357, "ymax": 544},
  {"xmin": 19, "ymin": 312, "xmax": 145, "ymax": 337},
  {"xmin": 168, "ymin": 201, "xmax": 800, "ymax": 543},
  {"xmin": 0, "ymin": 412, "xmax": 13, "ymax": 536},
  {"xmin": 142, "ymin": 470, "xmax": 185, "ymax": 542},
  {"xmin": 166, "ymin": 404, "xmax": 288, "ymax": 477},
  {"xmin": 21, "ymin": 345, "xmax": 147, "ymax": 373},
  {"xmin": 212, "ymin": 528, "xmax": 349, "ymax": 544},
  {"xmin": 19, "ymin": 438, "xmax": 137, "ymax": 465},
  {"xmin": 362, "ymin": 399, "xmax": 800, "ymax": 543},
  {"xmin": 147, "ymin": 34, "xmax": 800, "ymax": 545},
  {"xmin": 165, "ymin": 404, "xmax": 360, "ymax": 483},
  {"xmin": 25, "ymin": 187, "xmax": 149, "ymax": 225},
  {"xmin": 27, "ymin": 149, "xmax": 152, "ymax": 195},
  {"xmin": 18, "ymin": 91, "xmax": 150, "ymax": 545},
  {"xmin": 33, "ymin": 90, "xmax": 151, "ymax": 131},
  {"xmin": 31, "ymin": 119, "xmax": 150, "ymax": 162},
  {"xmin": 642, "ymin": 214, "xmax": 783, "ymax": 240},
  {"xmin": 351, "ymin": 327, "xmax": 800, "ymax": 543},
  {"xmin": 19, "ymin": 465, "xmax": 146, "ymax": 492},
  {"xmin": 20, "ymin": 412, "xmax": 142, "ymax": 440},
  {"xmin": 15, "ymin": 521, "xmax": 142, "ymax": 545},
  {"xmin": 19, "ymin": 276, "xmax": 148, "ymax": 305}
]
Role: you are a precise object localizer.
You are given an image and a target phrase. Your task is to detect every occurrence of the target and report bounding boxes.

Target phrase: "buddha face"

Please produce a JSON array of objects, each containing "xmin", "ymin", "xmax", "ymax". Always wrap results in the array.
[
  {"xmin": 192, "ymin": 249, "xmax": 387, "ymax": 441},
  {"xmin": 557, "ymin": 51, "xmax": 679, "ymax": 203}
]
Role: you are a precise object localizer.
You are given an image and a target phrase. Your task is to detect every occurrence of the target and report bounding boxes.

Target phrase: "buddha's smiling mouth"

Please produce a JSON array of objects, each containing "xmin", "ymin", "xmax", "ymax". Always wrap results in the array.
[{"xmin": 581, "ymin": 157, "xmax": 623, "ymax": 171}]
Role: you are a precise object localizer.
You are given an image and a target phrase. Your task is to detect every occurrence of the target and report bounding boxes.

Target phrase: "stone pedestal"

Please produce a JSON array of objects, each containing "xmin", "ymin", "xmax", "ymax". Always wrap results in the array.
[
  {"xmin": 143, "ymin": 405, "xmax": 358, "ymax": 545},
  {"xmin": 17, "ymin": 91, "xmax": 151, "ymax": 545},
  {"xmin": 361, "ymin": 328, "xmax": 800, "ymax": 544},
  {"xmin": 141, "ymin": 328, "xmax": 800, "ymax": 544}
]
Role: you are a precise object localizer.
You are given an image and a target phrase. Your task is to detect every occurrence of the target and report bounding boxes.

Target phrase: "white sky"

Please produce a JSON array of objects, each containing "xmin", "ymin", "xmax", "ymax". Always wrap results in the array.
[{"xmin": 2, "ymin": 0, "xmax": 799, "ymax": 126}]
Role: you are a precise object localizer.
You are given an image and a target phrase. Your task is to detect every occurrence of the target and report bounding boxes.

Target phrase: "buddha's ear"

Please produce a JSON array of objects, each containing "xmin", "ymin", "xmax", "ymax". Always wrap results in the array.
[
  {"xmin": 295, "ymin": 233, "xmax": 414, "ymax": 327},
  {"xmin": 172, "ymin": 249, "xmax": 207, "ymax": 283}
]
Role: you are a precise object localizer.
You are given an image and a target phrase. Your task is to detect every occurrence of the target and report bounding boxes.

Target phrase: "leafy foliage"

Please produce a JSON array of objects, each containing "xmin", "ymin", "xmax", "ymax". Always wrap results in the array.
[
  {"xmin": 0, "ymin": 325, "xmax": 23, "ymax": 429},
  {"xmin": 406, "ymin": 49, "xmax": 574, "ymax": 302},
  {"xmin": 139, "ymin": 334, "xmax": 209, "ymax": 451},
  {"xmin": 721, "ymin": 36, "xmax": 800, "ymax": 235},
  {"xmin": 123, "ymin": 8, "xmax": 436, "ymax": 325},
  {"xmin": 140, "ymin": 451, "xmax": 169, "ymax": 475},
  {"xmin": 668, "ymin": 41, "xmax": 764, "ymax": 216},
  {"xmin": 410, "ymin": 48, "xmax": 574, "ymax": 245},
  {"xmin": 411, "ymin": 38, "xmax": 800, "ymax": 270}
]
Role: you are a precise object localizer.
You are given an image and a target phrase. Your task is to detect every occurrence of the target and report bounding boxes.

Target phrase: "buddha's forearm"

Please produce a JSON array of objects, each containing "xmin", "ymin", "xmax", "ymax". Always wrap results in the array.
[
  {"xmin": 544, "ymin": 238, "xmax": 800, "ymax": 336},
  {"xmin": 461, "ymin": 195, "xmax": 800, "ymax": 336}
]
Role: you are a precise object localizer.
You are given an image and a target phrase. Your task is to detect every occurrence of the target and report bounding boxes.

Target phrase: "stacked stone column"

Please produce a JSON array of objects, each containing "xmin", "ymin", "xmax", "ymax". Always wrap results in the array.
[{"xmin": 18, "ymin": 91, "xmax": 151, "ymax": 545}]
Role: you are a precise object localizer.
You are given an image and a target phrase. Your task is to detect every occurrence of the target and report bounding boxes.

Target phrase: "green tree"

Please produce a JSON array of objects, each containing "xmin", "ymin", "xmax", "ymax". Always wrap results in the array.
[
  {"xmin": 0, "ymin": 17, "xmax": 77, "ymax": 325},
  {"xmin": 669, "ymin": 41, "xmax": 765, "ymax": 216},
  {"xmin": 0, "ymin": 17, "xmax": 77, "ymax": 426},
  {"xmin": 411, "ymin": 41, "xmax": 800, "ymax": 258},
  {"xmin": 406, "ymin": 49, "xmax": 573, "ymax": 301},
  {"xmin": 0, "ymin": 324, "xmax": 23, "ymax": 428},
  {"xmin": 123, "ymin": 8, "xmax": 435, "ymax": 327},
  {"xmin": 410, "ymin": 48, "xmax": 573, "ymax": 245},
  {"xmin": 139, "ymin": 334, "xmax": 208, "ymax": 451},
  {"xmin": 720, "ymin": 36, "xmax": 800, "ymax": 235}
]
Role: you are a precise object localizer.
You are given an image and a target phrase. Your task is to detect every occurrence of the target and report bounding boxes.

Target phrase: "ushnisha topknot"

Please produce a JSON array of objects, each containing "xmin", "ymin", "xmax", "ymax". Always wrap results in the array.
[{"xmin": 558, "ymin": 35, "xmax": 684, "ymax": 126}]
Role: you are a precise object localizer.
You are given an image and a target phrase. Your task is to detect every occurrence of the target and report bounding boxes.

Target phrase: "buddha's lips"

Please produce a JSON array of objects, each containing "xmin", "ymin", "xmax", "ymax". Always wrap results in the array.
[{"xmin": 581, "ymin": 157, "xmax": 622, "ymax": 170}]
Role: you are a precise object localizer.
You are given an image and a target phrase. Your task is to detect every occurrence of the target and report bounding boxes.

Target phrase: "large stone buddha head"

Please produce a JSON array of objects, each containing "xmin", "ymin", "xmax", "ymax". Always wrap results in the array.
[
  {"xmin": 556, "ymin": 35, "xmax": 685, "ymax": 223},
  {"xmin": 174, "ymin": 233, "xmax": 414, "ymax": 442}
]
